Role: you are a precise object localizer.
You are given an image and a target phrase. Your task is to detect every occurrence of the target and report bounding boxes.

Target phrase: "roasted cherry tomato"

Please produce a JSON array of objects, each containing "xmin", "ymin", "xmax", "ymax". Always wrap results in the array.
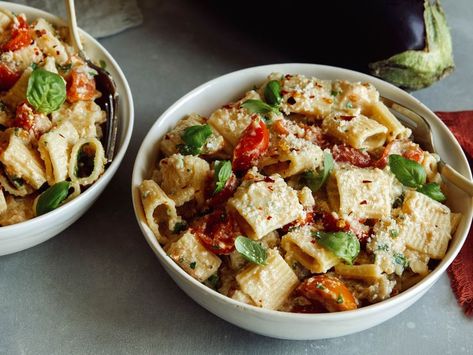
[
  {"xmin": 0, "ymin": 63, "xmax": 20, "ymax": 90},
  {"xmin": 191, "ymin": 208, "xmax": 240, "ymax": 255},
  {"xmin": 67, "ymin": 70, "xmax": 97, "ymax": 102},
  {"xmin": 403, "ymin": 146, "xmax": 424, "ymax": 162},
  {"xmin": 232, "ymin": 117, "xmax": 269, "ymax": 173},
  {"xmin": 297, "ymin": 275, "xmax": 358, "ymax": 312},
  {"xmin": 2, "ymin": 16, "xmax": 32, "ymax": 52},
  {"xmin": 332, "ymin": 144, "xmax": 372, "ymax": 168},
  {"xmin": 14, "ymin": 102, "xmax": 35, "ymax": 131},
  {"xmin": 207, "ymin": 174, "xmax": 238, "ymax": 206}
]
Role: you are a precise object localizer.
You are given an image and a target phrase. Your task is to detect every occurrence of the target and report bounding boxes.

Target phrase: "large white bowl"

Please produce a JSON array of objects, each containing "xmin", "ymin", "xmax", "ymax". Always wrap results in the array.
[
  {"xmin": 0, "ymin": 2, "xmax": 134, "ymax": 255},
  {"xmin": 131, "ymin": 64, "xmax": 472, "ymax": 340}
]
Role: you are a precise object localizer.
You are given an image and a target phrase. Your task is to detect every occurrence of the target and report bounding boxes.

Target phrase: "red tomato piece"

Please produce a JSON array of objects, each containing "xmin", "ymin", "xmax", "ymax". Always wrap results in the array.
[
  {"xmin": 232, "ymin": 117, "xmax": 269, "ymax": 173},
  {"xmin": 374, "ymin": 141, "xmax": 424, "ymax": 168},
  {"xmin": 191, "ymin": 209, "xmax": 240, "ymax": 255},
  {"xmin": 2, "ymin": 16, "xmax": 32, "ymax": 52},
  {"xmin": 332, "ymin": 144, "xmax": 372, "ymax": 168},
  {"xmin": 14, "ymin": 102, "xmax": 35, "ymax": 131},
  {"xmin": 403, "ymin": 146, "xmax": 424, "ymax": 163},
  {"xmin": 207, "ymin": 174, "xmax": 238, "ymax": 206},
  {"xmin": 297, "ymin": 275, "xmax": 358, "ymax": 312},
  {"xmin": 67, "ymin": 70, "xmax": 97, "ymax": 103},
  {"xmin": 0, "ymin": 63, "xmax": 20, "ymax": 90}
]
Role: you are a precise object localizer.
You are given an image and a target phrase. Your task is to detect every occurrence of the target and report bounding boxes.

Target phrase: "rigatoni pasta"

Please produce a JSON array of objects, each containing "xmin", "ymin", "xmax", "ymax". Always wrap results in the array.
[
  {"xmin": 139, "ymin": 72, "xmax": 461, "ymax": 313},
  {"xmin": 0, "ymin": 10, "xmax": 110, "ymax": 225}
]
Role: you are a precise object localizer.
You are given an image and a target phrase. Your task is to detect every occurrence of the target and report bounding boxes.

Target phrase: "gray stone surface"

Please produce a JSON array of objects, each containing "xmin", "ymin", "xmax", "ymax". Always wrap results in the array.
[{"xmin": 1, "ymin": 0, "xmax": 472, "ymax": 354}]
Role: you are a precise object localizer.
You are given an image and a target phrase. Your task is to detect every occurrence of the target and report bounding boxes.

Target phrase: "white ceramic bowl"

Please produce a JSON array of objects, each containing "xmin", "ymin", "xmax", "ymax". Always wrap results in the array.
[
  {"xmin": 0, "ymin": 2, "xmax": 134, "ymax": 255},
  {"xmin": 132, "ymin": 63, "xmax": 472, "ymax": 340}
]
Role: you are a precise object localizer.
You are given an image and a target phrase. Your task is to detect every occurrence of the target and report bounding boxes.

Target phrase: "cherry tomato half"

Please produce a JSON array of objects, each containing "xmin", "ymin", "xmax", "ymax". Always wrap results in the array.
[
  {"xmin": 297, "ymin": 275, "xmax": 357, "ymax": 312},
  {"xmin": 232, "ymin": 117, "xmax": 269, "ymax": 173},
  {"xmin": 191, "ymin": 209, "xmax": 240, "ymax": 255}
]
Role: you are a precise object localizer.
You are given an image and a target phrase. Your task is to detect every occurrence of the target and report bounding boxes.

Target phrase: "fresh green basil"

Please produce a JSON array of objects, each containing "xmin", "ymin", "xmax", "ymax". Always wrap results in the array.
[
  {"xmin": 26, "ymin": 68, "xmax": 66, "ymax": 114},
  {"xmin": 389, "ymin": 154, "xmax": 426, "ymax": 189},
  {"xmin": 172, "ymin": 221, "xmax": 188, "ymax": 234},
  {"xmin": 303, "ymin": 151, "xmax": 334, "ymax": 192},
  {"xmin": 417, "ymin": 182, "xmax": 446, "ymax": 202},
  {"xmin": 214, "ymin": 160, "xmax": 232, "ymax": 193},
  {"xmin": 205, "ymin": 273, "xmax": 219, "ymax": 289},
  {"xmin": 241, "ymin": 99, "xmax": 279, "ymax": 115},
  {"xmin": 264, "ymin": 80, "xmax": 282, "ymax": 106},
  {"xmin": 36, "ymin": 181, "xmax": 71, "ymax": 216},
  {"xmin": 235, "ymin": 236, "xmax": 267, "ymax": 265},
  {"xmin": 314, "ymin": 231, "xmax": 360, "ymax": 264},
  {"xmin": 179, "ymin": 124, "xmax": 212, "ymax": 155}
]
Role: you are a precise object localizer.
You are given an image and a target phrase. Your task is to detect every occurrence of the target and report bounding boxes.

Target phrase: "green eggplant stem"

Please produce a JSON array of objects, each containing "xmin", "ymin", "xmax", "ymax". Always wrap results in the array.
[{"xmin": 369, "ymin": 0, "xmax": 454, "ymax": 91}]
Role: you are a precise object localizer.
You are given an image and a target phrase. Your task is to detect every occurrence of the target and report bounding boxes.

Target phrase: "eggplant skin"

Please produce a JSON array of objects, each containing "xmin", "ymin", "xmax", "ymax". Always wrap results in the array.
[
  {"xmin": 202, "ymin": 0, "xmax": 454, "ymax": 90},
  {"xmin": 369, "ymin": 0, "xmax": 454, "ymax": 91}
]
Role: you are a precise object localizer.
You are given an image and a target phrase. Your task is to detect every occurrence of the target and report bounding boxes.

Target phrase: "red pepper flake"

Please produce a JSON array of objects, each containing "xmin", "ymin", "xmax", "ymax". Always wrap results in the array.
[
  {"xmin": 340, "ymin": 116, "xmax": 355, "ymax": 121},
  {"xmin": 287, "ymin": 97, "xmax": 296, "ymax": 105},
  {"xmin": 362, "ymin": 180, "xmax": 372, "ymax": 183},
  {"xmin": 266, "ymin": 216, "xmax": 272, "ymax": 220},
  {"xmin": 360, "ymin": 200, "xmax": 367, "ymax": 205},
  {"xmin": 281, "ymin": 90, "xmax": 288, "ymax": 95},
  {"xmin": 309, "ymin": 95, "xmax": 315, "ymax": 99},
  {"xmin": 285, "ymin": 74, "xmax": 292, "ymax": 80},
  {"xmin": 263, "ymin": 176, "xmax": 274, "ymax": 183}
]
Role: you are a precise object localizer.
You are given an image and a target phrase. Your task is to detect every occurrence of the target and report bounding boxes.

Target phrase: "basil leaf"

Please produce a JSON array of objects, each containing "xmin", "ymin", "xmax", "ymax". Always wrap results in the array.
[
  {"xmin": 26, "ymin": 68, "xmax": 66, "ymax": 114},
  {"xmin": 205, "ymin": 273, "xmax": 219, "ymax": 289},
  {"xmin": 36, "ymin": 181, "xmax": 71, "ymax": 216},
  {"xmin": 264, "ymin": 80, "xmax": 282, "ymax": 106},
  {"xmin": 180, "ymin": 124, "xmax": 212, "ymax": 155},
  {"xmin": 303, "ymin": 151, "xmax": 334, "ymax": 192},
  {"xmin": 214, "ymin": 160, "xmax": 232, "ymax": 193},
  {"xmin": 235, "ymin": 236, "xmax": 267, "ymax": 265},
  {"xmin": 178, "ymin": 144, "xmax": 201, "ymax": 156},
  {"xmin": 417, "ymin": 182, "xmax": 446, "ymax": 202},
  {"xmin": 241, "ymin": 99, "xmax": 279, "ymax": 114},
  {"xmin": 315, "ymin": 231, "xmax": 360, "ymax": 264},
  {"xmin": 389, "ymin": 154, "xmax": 426, "ymax": 188},
  {"xmin": 172, "ymin": 221, "xmax": 188, "ymax": 234}
]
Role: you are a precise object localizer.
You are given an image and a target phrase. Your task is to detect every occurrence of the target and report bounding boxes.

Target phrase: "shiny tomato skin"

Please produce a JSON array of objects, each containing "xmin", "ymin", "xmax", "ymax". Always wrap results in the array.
[
  {"xmin": 208, "ymin": 174, "xmax": 238, "ymax": 206},
  {"xmin": 0, "ymin": 63, "xmax": 20, "ymax": 90},
  {"xmin": 297, "ymin": 275, "xmax": 357, "ymax": 312},
  {"xmin": 332, "ymin": 144, "xmax": 372, "ymax": 168},
  {"xmin": 232, "ymin": 117, "xmax": 269, "ymax": 173},
  {"xmin": 67, "ymin": 70, "xmax": 97, "ymax": 102},
  {"xmin": 403, "ymin": 147, "xmax": 424, "ymax": 163},
  {"xmin": 191, "ymin": 209, "xmax": 240, "ymax": 255},
  {"xmin": 2, "ymin": 16, "xmax": 32, "ymax": 52},
  {"xmin": 14, "ymin": 102, "xmax": 35, "ymax": 131}
]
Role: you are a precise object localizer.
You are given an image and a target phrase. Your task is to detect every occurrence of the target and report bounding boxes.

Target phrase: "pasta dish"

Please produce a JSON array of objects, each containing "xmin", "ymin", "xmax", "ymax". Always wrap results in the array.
[
  {"xmin": 139, "ymin": 73, "xmax": 460, "ymax": 313},
  {"xmin": 0, "ymin": 9, "xmax": 107, "ymax": 225}
]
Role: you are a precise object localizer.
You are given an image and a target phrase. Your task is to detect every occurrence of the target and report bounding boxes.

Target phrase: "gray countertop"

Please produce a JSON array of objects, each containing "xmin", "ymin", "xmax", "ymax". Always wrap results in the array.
[{"xmin": 1, "ymin": 0, "xmax": 472, "ymax": 354}]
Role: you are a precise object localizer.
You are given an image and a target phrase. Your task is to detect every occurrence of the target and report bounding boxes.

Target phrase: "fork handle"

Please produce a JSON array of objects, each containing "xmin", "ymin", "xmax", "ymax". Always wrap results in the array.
[{"xmin": 439, "ymin": 161, "xmax": 473, "ymax": 196}]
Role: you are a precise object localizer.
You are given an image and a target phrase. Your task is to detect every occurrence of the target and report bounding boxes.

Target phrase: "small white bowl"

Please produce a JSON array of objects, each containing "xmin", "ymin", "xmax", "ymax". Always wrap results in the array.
[
  {"xmin": 0, "ymin": 2, "xmax": 134, "ymax": 255},
  {"xmin": 132, "ymin": 63, "xmax": 472, "ymax": 340}
]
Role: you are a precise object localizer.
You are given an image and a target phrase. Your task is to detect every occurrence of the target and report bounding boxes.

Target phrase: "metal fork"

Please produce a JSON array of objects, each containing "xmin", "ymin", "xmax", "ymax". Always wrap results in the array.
[
  {"xmin": 65, "ymin": 0, "xmax": 119, "ymax": 163},
  {"xmin": 381, "ymin": 97, "xmax": 473, "ymax": 196}
]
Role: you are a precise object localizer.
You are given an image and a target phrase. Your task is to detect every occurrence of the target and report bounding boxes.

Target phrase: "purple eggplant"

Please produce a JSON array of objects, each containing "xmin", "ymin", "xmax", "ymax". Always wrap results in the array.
[{"xmin": 204, "ymin": 0, "xmax": 454, "ymax": 90}]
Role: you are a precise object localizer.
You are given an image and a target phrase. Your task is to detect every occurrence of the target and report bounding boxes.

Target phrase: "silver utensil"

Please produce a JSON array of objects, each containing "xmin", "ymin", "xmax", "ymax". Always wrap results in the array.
[
  {"xmin": 65, "ymin": 0, "xmax": 119, "ymax": 163},
  {"xmin": 381, "ymin": 96, "xmax": 473, "ymax": 196}
]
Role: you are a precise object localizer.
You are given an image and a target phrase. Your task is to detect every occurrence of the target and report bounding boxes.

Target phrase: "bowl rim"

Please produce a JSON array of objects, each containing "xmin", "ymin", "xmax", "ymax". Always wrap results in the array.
[
  {"xmin": 0, "ymin": 1, "xmax": 134, "ymax": 233},
  {"xmin": 132, "ymin": 63, "xmax": 472, "ymax": 320}
]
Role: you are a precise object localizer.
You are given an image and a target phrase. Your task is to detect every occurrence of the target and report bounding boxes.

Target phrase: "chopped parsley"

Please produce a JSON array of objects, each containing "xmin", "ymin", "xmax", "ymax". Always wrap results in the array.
[
  {"xmin": 189, "ymin": 262, "xmax": 197, "ymax": 269},
  {"xmin": 316, "ymin": 283, "xmax": 325, "ymax": 290},
  {"xmin": 394, "ymin": 253, "xmax": 409, "ymax": 268},
  {"xmin": 336, "ymin": 294, "xmax": 344, "ymax": 304},
  {"xmin": 389, "ymin": 229, "xmax": 399, "ymax": 238}
]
